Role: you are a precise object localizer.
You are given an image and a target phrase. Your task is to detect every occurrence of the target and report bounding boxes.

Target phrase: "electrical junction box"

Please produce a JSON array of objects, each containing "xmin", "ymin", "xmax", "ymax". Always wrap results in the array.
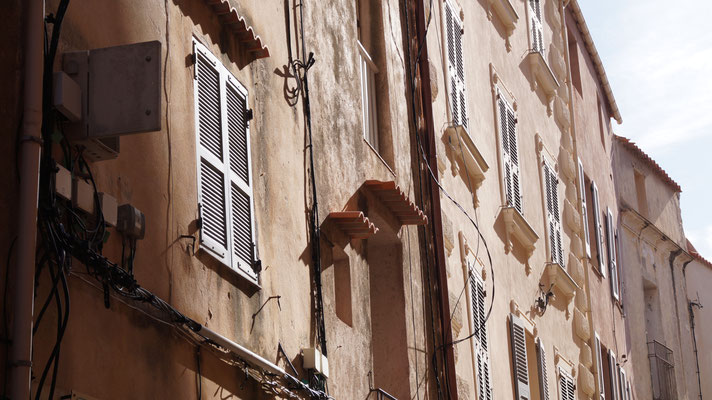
[
  {"xmin": 98, "ymin": 192, "xmax": 117, "ymax": 227},
  {"xmin": 53, "ymin": 71, "xmax": 82, "ymax": 122},
  {"xmin": 72, "ymin": 178, "xmax": 94, "ymax": 214},
  {"xmin": 302, "ymin": 347, "xmax": 329, "ymax": 378},
  {"xmin": 62, "ymin": 40, "xmax": 161, "ymax": 161},
  {"xmin": 117, "ymin": 204, "xmax": 145, "ymax": 239},
  {"xmin": 54, "ymin": 164, "xmax": 72, "ymax": 201}
]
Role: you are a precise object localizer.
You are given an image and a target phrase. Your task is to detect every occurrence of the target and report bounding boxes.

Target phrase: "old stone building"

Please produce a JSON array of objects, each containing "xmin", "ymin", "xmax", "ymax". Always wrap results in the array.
[{"xmin": 0, "ymin": 0, "xmax": 708, "ymax": 399}]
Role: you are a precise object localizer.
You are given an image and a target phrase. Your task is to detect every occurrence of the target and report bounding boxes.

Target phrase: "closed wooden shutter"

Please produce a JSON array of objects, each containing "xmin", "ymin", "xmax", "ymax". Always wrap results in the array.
[
  {"xmin": 445, "ymin": 0, "xmax": 468, "ymax": 130},
  {"xmin": 226, "ymin": 77, "xmax": 255, "ymax": 279},
  {"xmin": 594, "ymin": 333, "xmax": 606, "ymax": 400},
  {"xmin": 578, "ymin": 159, "xmax": 591, "ymax": 258},
  {"xmin": 510, "ymin": 314, "xmax": 531, "ymax": 400},
  {"xmin": 499, "ymin": 95, "xmax": 523, "ymax": 214},
  {"xmin": 606, "ymin": 208, "xmax": 619, "ymax": 300},
  {"xmin": 195, "ymin": 45, "xmax": 229, "ymax": 264},
  {"xmin": 194, "ymin": 40, "xmax": 257, "ymax": 283},
  {"xmin": 536, "ymin": 338, "xmax": 550, "ymax": 400},
  {"xmin": 608, "ymin": 350, "xmax": 619, "ymax": 400},
  {"xmin": 559, "ymin": 368, "xmax": 575, "ymax": 400},
  {"xmin": 545, "ymin": 164, "xmax": 564, "ymax": 266},
  {"xmin": 470, "ymin": 268, "xmax": 493, "ymax": 399},
  {"xmin": 591, "ymin": 181, "xmax": 606, "ymax": 277},
  {"xmin": 528, "ymin": 0, "xmax": 544, "ymax": 53}
]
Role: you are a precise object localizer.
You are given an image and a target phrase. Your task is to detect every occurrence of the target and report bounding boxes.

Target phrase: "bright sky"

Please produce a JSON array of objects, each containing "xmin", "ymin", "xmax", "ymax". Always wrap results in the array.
[{"xmin": 578, "ymin": 0, "xmax": 712, "ymax": 259}]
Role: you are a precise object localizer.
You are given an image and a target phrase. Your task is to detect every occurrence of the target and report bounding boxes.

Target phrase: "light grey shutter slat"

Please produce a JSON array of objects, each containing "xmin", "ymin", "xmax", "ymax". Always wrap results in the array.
[
  {"xmin": 507, "ymin": 106, "xmax": 522, "ymax": 214},
  {"xmin": 445, "ymin": 0, "xmax": 468, "ymax": 130},
  {"xmin": 197, "ymin": 54, "xmax": 223, "ymax": 161},
  {"xmin": 510, "ymin": 314, "xmax": 531, "ymax": 400},
  {"xmin": 470, "ymin": 268, "xmax": 493, "ymax": 399},
  {"xmin": 609, "ymin": 350, "xmax": 619, "ymax": 400},
  {"xmin": 225, "ymin": 77, "xmax": 256, "ymax": 281},
  {"xmin": 618, "ymin": 367, "xmax": 627, "ymax": 400},
  {"xmin": 607, "ymin": 208, "xmax": 619, "ymax": 300},
  {"xmin": 529, "ymin": 0, "xmax": 544, "ymax": 53},
  {"xmin": 200, "ymin": 160, "xmax": 228, "ymax": 250},
  {"xmin": 595, "ymin": 333, "xmax": 606, "ymax": 400},
  {"xmin": 536, "ymin": 338, "xmax": 550, "ymax": 400},
  {"xmin": 226, "ymin": 84, "xmax": 249, "ymax": 184},
  {"xmin": 559, "ymin": 369, "xmax": 575, "ymax": 400},
  {"xmin": 195, "ymin": 46, "xmax": 229, "ymax": 262},
  {"xmin": 591, "ymin": 182, "xmax": 606, "ymax": 277},
  {"xmin": 451, "ymin": 77, "xmax": 459, "ymax": 126},
  {"xmin": 545, "ymin": 165, "xmax": 563, "ymax": 266}
]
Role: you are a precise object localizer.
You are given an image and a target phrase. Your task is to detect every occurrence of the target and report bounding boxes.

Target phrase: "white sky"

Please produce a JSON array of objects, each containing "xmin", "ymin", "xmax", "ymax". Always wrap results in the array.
[{"xmin": 578, "ymin": 0, "xmax": 712, "ymax": 259}]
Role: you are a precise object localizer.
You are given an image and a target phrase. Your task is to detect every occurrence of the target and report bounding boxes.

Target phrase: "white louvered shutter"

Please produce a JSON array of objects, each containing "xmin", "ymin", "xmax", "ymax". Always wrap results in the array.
[
  {"xmin": 591, "ymin": 182, "xmax": 606, "ymax": 277},
  {"xmin": 226, "ymin": 77, "xmax": 256, "ymax": 280},
  {"xmin": 510, "ymin": 314, "xmax": 531, "ymax": 400},
  {"xmin": 195, "ymin": 44, "xmax": 230, "ymax": 265},
  {"xmin": 545, "ymin": 164, "xmax": 564, "ymax": 267},
  {"xmin": 194, "ymin": 40, "xmax": 257, "ymax": 283},
  {"xmin": 618, "ymin": 367, "xmax": 627, "ymax": 400},
  {"xmin": 594, "ymin": 333, "xmax": 606, "ymax": 400},
  {"xmin": 470, "ymin": 268, "xmax": 493, "ymax": 400},
  {"xmin": 578, "ymin": 159, "xmax": 591, "ymax": 258},
  {"xmin": 445, "ymin": 0, "xmax": 468, "ymax": 130},
  {"xmin": 499, "ymin": 95, "xmax": 522, "ymax": 214},
  {"xmin": 528, "ymin": 0, "xmax": 544, "ymax": 54},
  {"xmin": 559, "ymin": 368, "xmax": 575, "ymax": 400},
  {"xmin": 609, "ymin": 350, "xmax": 619, "ymax": 400},
  {"xmin": 606, "ymin": 208, "xmax": 619, "ymax": 300},
  {"xmin": 536, "ymin": 338, "xmax": 550, "ymax": 400},
  {"xmin": 626, "ymin": 380, "xmax": 632, "ymax": 400}
]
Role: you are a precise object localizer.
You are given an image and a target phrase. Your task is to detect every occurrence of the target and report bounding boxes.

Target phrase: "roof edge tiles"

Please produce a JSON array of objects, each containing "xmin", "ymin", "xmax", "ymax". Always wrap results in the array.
[
  {"xmin": 687, "ymin": 239, "xmax": 712, "ymax": 270},
  {"xmin": 364, "ymin": 180, "xmax": 428, "ymax": 226},
  {"xmin": 614, "ymin": 135, "xmax": 681, "ymax": 193},
  {"xmin": 568, "ymin": 0, "xmax": 622, "ymax": 124},
  {"xmin": 328, "ymin": 211, "xmax": 379, "ymax": 239},
  {"xmin": 204, "ymin": 0, "xmax": 270, "ymax": 61}
]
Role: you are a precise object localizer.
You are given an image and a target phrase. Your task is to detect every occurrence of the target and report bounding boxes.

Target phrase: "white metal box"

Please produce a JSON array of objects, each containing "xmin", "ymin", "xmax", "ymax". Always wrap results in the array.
[
  {"xmin": 98, "ymin": 192, "xmax": 118, "ymax": 227},
  {"xmin": 54, "ymin": 164, "xmax": 72, "ymax": 201},
  {"xmin": 72, "ymin": 178, "xmax": 94, "ymax": 214}
]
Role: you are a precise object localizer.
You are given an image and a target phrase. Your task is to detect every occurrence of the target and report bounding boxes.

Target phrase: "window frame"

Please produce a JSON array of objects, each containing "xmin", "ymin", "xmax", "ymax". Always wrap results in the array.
[
  {"xmin": 468, "ymin": 263, "xmax": 493, "ymax": 400},
  {"xmin": 527, "ymin": 0, "xmax": 544, "ymax": 54},
  {"xmin": 606, "ymin": 208, "xmax": 620, "ymax": 301},
  {"xmin": 193, "ymin": 38, "xmax": 259, "ymax": 285},
  {"xmin": 496, "ymin": 91, "xmax": 523, "ymax": 214},
  {"xmin": 543, "ymin": 161, "xmax": 564, "ymax": 267},
  {"xmin": 444, "ymin": 0, "xmax": 469, "ymax": 130},
  {"xmin": 578, "ymin": 159, "xmax": 591, "ymax": 258},
  {"xmin": 591, "ymin": 181, "xmax": 606, "ymax": 277},
  {"xmin": 357, "ymin": 40, "xmax": 379, "ymax": 152}
]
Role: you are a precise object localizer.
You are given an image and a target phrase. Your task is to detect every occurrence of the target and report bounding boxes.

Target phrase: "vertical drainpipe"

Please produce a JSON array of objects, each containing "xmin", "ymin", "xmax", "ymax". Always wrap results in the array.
[
  {"xmin": 11, "ymin": 0, "xmax": 44, "ymax": 399},
  {"xmin": 414, "ymin": 0, "xmax": 459, "ymax": 397}
]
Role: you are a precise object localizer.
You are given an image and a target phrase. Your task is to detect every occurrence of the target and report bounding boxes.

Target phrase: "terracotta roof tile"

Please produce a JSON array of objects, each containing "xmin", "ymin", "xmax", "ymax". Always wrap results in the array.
[
  {"xmin": 687, "ymin": 238, "xmax": 712, "ymax": 270},
  {"xmin": 203, "ymin": 0, "xmax": 270, "ymax": 61},
  {"xmin": 364, "ymin": 180, "xmax": 428, "ymax": 225},
  {"xmin": 327, "ymin": 211, "xmax": 379, "ymax": 239},
  {"xmin": 614, "ymin": 135, "xmax": 681, "ymax": 193}
]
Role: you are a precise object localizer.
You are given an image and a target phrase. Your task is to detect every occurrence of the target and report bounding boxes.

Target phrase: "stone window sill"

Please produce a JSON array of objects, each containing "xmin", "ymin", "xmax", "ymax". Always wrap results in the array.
[
  {"xmin": 527, "ymin": 51, "xmax": 559, "ymax": 115},
  {"xmin": 444, "ymin": 125, "xmax": 490, "ymax": 207}
]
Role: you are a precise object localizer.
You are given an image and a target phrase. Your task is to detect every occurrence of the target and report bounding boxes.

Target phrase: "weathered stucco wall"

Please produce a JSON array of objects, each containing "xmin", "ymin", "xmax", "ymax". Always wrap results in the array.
[
  {"xmin": 2, "ymin": 0, "xmax": 433, "ymax": 398},
  {"xmin": 684, "ymin": 259, "xmax": 712, "ymax": 399}
]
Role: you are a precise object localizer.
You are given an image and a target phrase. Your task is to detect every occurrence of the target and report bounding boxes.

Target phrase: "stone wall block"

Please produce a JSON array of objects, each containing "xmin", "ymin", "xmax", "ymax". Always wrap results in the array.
[
  {"xmin": 564, "ymin": 199, "xmax": 581, "ymax": 234},
  {"xmin": 578, "ymin": 363, "xmax": 596, "ymax": 396},
  {"xmin": 580, "ymin": 342, "xmax": 593, "ymax": 368},
  {"xmin": 559, "ymin": 148, "xmax": 576, "ymax": 181},
  {"xmin": 575, "ymin": 289, "xmax": 589, "ymax": 312},
  {"xmin": 568, "ymin": 252, "xmax": 584, "ymax": 286},
  {"xmin": 574, "ymin": 308, "xmax": 590, "ymax": 341}
]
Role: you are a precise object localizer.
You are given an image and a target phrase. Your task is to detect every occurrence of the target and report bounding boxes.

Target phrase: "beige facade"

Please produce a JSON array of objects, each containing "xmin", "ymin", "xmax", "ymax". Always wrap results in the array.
[
  {"xmin": 1, "ymin": 0, "xmax": 709, "ymax": 399},
  {"xmin": 684, "ymin": 247, "xmax": 712, "ymax": 399}
]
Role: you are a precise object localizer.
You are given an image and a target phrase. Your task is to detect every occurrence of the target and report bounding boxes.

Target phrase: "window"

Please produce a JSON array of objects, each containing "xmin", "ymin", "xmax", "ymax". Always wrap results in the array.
[
  {"xmin": 358, "ymin": 42, "xmax": 379, "ymax": 151},
  {"xmin": 193, "ymin": 39, "xmax": 258, "ymax": 284},
  {"xmin": 606, "ymin": 208, "xmax": 620, "ymax": 301},
  {"xmin": 470, "ymin": 267, "xmax": 493, "ymax": 399},
  {"xmin": 608, "ymin": 350, "xmax": 620, "ymax": 400},
  {"xmin": 594, "ymin": 333, "xmax": 606, "ymax": 400},
  {"xmin": 544, "ymin": 163, "xmax": 564, "ymax": 267},
  {"xmin": 445, "ymin": 0, "xmax": 469, "ymax": 129},
  {"xmin": 634, "ymin": 169, "xmax": 649, "ymax": 217},
  {"xmin": 568, "ymin": 28, "xmax": 582, "ymax": 96},
  {"xmin": 528, "ymin": 0, "xmax": 544, "ymax": 53},
  {"xmin": 578, "ymin": 159, "xmax": 591, "ymax": 258},
  {"xmin": 559, "ymin": 368, "xmax": 575, "ymax": 400},
  {"xmin": 498, "ymin": 94, "xmax": 523, "ymax": 214},
  {"xmin": 618, "ymin": 367, "xmax": 629, "ymax": 400},
  {"xmin": 510, "ymin": 314, "xmax": 531, "ymax": 399},
  {"xmin": 591, "ymin": 181, "xmax": 606, "ymax": 277},
  {"xmin": 597, "ymin": 95, "xmax": 606, "ymax": 149}
]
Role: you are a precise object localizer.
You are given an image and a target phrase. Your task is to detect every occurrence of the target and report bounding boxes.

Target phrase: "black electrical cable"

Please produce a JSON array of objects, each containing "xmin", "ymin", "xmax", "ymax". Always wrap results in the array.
[
  {"xmin": 402, "ymin": 0, "xmax": 445, "ymax": 397},
  {"xmin": 294, "ymin": 0, "xmax": 328, "ymax": 360},
  {"xmin": 1, "ymin": 236, "xmax": 17, "ymax": 400},
  {"xmin": 196, "ymin": 347, "xmax": 202, "ymax": 400}
]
